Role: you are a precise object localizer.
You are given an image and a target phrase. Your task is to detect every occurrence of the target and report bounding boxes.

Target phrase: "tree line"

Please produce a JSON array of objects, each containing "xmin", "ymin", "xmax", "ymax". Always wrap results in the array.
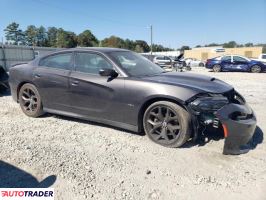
[
  {"xmin": 3, "ymin": 22, "xmax": 266, "ymax": 53},
  {"xmin": 3, "ymin": 22, "xmax": 174, "ymax": 53}
]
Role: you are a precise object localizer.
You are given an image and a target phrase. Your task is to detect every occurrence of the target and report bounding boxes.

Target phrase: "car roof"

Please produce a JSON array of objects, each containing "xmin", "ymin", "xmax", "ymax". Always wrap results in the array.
[{"xmin": 68, "ymin": 47, "xmax": 130, "ymax": 53}]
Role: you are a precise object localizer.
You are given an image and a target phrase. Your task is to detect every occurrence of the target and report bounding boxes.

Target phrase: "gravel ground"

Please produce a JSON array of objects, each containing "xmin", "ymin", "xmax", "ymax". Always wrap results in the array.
[{"xmin": 0, "ymin": 68, "xmax": 266, "ymax": 200}]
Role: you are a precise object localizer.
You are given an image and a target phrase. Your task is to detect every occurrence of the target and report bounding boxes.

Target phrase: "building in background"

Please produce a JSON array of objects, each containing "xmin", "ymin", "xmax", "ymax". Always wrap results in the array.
[{"xmin": 184, "ymin": 46, "xmax": 263, "ymax": 61}]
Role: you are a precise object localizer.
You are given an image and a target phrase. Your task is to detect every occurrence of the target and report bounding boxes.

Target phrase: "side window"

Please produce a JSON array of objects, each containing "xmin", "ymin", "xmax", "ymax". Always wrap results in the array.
[
  {"xmin": 75, "ymin": 52, "xmax": 113, "ymax": 74},
  {"xmin": 233, "ymin": 56, "xmax": 247, "ymax": 62},
  {"xmin": 221, "ymin": 56, "xmax": 231, "ymax": 61},
  {"xmin": 39, "ymin": 53, "xmax": 72, "ymax": 70},
  {"xmin": 262, "ymin": 55, "xmax": 266, "ymax": 59}
]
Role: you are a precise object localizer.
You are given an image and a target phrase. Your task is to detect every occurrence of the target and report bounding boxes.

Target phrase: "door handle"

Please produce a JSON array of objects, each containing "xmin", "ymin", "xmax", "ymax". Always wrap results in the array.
[
  {"xmin": 71, "ymin": 80, "xmax": 79, "ymax": 86},
  {"xmin": 34, "ymin": 74, "xmax": 41, "ymax": 78}
]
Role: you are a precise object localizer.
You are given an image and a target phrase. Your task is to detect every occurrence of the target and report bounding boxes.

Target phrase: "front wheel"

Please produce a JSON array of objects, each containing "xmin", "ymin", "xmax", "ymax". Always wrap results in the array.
[
  {"xmin": 250, "ymin": 65, "xmax": 261, "ymax": 73},
  {"xmin": 18, "ymin": 83, "xmax": 44, "ymax": 117},
  {"xmin": 143, "ymin": 101, "xmax": 192, "ymax": 148}
]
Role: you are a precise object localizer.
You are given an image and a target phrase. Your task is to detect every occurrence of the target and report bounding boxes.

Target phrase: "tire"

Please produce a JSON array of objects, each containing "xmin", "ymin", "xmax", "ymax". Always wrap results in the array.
[
  {"xmin": 213, "ymin": 64, "xmax": 222, "ymax": 72},
  {"xmin": 199, "ymin": 62, "xmax": 204, "ymax": 67},
  {"xmin": 18, "ymin": 83, "xmax": 44, "ymax": 117},
  {"xmin": 250, "ymin": 65, "xmax": 261, "ymax": 73},
  {"xmin": 143, "ymin": 101, "xmax": 192, "ymax": 148}
]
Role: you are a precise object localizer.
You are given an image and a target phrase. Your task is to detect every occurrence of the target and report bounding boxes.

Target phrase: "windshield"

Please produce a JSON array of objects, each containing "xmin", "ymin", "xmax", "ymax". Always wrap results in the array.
[{"xmin": 107, "ymin": 51, "xmax": 164, "ymax": 77}]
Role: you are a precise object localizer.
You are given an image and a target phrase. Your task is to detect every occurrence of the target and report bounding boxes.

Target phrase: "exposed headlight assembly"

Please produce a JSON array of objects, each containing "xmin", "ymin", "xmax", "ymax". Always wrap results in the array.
[{"xmin": 190, "ymin": 96, "xmax": 229, "ymax": 112}]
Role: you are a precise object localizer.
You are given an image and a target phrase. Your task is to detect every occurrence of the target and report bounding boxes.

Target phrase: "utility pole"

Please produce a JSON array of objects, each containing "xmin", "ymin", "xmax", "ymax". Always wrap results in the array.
[{"xmin": 150, "ymin": 25, "xmax": 153, "ymax": 55}]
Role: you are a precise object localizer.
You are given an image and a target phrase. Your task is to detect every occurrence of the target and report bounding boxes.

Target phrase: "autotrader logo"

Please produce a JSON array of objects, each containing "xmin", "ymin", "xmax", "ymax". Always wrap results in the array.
[{"xmin": 0, "ymin": 188, "xmax": 54, "ymax": 199}]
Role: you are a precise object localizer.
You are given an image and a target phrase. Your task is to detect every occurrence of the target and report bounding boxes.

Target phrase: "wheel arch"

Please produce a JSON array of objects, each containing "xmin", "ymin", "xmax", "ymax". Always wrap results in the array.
[
  {"xmin": 16, "ymin": 81, "xmax": 36, "ymax": 102},
  {"xmin": 137, "ymin": 96, "xmax": 188, "ymax": 132},
  {"xmin": 249, "ymin": 63, "xmax": 262, "ymax": 72}
]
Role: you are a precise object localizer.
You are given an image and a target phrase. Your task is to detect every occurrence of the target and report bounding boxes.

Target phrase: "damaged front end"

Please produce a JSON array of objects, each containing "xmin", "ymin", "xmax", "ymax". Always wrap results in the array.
[{"xmin": 187, "ymin": 90, "xmax": 257, "ymax": 155}]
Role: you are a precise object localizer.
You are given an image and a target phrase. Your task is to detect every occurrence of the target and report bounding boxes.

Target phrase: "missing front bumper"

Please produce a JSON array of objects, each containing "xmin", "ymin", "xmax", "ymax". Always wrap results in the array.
[{"xmin": 215, "ymin": 103, "xmax": 257, "ymax": 155}]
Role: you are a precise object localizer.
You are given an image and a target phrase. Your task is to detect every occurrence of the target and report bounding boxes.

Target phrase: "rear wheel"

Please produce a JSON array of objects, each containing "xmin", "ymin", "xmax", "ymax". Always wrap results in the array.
[
  {"xmin": 143, "ymin": 101, "xmax": 192, "ymax": 148},
  {"xmin": 213, "ymin": 64, "xmax": 222, "ymax": 72},
  {"xmin": 250, "ymin": 65, "xmax": 261, "ymax": 73},
  {"xmin": 18, "ymin": 83, "xmax": 44, "ymax": 117}
]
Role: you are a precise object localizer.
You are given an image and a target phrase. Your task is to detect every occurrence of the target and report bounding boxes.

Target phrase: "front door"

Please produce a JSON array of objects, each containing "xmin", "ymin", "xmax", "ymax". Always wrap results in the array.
[{"xmin": 68, "ymin": 51, "xmax": 125, "ymax": 123}]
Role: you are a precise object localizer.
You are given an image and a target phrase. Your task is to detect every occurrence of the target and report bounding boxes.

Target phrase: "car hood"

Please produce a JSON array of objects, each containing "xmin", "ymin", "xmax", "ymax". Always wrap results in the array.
[{"xmin": 141, "ymin": 72, "xmax": 233, "ymax": 93}]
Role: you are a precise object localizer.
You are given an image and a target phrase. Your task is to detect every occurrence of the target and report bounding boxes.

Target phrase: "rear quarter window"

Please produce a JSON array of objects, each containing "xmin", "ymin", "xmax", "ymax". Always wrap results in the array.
[{"xmin": 39, "ymin": 53, "xmax": 72, "ymax": 70}]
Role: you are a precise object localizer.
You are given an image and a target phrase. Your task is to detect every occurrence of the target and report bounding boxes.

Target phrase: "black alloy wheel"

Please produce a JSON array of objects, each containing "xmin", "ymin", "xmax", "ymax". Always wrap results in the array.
[
  {"xmin": 213, "ymin": 64, "xmax": 222, "ymax": 72},
  {"xmin": 143, "ymin": 101, "xmax": 191, "ymax": 148},
  {"xmin": 250, "ymin": 65, "xmax": 261, "ymax": 73},
  {"xmin": 19, "ymin": 83, "xmax": 44, "ymax": 117}
]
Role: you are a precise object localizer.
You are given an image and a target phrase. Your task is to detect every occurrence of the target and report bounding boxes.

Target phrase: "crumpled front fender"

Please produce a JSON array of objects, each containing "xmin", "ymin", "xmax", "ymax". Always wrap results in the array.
[{"xmin": 215, "ymin": 103, "xmax": 257, "ymax": 155}]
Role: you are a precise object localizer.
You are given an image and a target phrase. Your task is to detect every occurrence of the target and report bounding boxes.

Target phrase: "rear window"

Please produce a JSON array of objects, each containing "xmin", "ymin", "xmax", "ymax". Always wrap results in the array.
[{"xmin": 39, "ymin": 53, "xmax": 72, "ymax": 70}]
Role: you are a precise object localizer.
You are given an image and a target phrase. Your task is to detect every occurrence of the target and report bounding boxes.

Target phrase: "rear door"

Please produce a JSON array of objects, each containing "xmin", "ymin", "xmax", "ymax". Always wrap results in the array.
[
  {"xmin": 232, "ymin": 56, "xmax": 249, "ymax": 71},
  {"xmin": 68, "ymin": 51, "xmax": 125, "ymax": 122},
  {"xmin": 33, "ymin": 52, "xmax": 73, "ymax": 111}
]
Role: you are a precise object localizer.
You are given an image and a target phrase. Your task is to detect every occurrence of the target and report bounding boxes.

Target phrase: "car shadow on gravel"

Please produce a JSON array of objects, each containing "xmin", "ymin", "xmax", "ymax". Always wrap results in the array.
[
  {"xmin": 182, "ymin": 126, "xmax": 264, "ymax": 151},
  {"xmin": 0, "ymin": 160, "xmax": 56, "ymax": 188}
]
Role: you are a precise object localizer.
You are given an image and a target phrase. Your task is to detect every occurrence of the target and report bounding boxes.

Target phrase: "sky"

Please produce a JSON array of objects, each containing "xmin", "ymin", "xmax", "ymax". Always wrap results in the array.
[{"xmin": 0, "ymin": 0, "xmax": 265, "ymax": 48}]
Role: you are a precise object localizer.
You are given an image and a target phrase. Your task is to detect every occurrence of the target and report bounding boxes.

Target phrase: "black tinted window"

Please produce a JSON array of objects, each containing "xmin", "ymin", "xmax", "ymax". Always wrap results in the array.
[
  {"xmin": 262, "ymin": 55, "xmax": 266, "ymax": 59},
  {"xmin": 233, "ymin": 56, "xmax": 247, "ymax": 62},
  {"xmin": 221, "ymin": 56, "xmax": 231, "ymax": 61},
  {"xmin": 39, "ymin": 53, "xmax": 72, "ymax": 70},
  {"xmin": 75, "ymin": 52, "xmax": 113, "ymax": 74}
]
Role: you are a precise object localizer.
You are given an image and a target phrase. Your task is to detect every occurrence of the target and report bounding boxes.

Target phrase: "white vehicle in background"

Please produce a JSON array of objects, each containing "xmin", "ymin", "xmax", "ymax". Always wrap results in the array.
[
  {"xmin": 254, "ymin": 54, "xmax": 266, "ymax": 64},
  {"xmin": 153, "ymin": 56, "xmax": 172, "ymax": 68},
  {"xmin": 183, "ymin": 58, "xmax": 205, "ymax": 67}
]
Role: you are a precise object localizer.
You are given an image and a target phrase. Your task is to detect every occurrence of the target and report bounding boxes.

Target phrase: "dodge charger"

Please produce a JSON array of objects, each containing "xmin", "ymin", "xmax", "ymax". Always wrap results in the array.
[{"xmin": 8, "ymin": 48, "xmax": 257, "ymax": 155}]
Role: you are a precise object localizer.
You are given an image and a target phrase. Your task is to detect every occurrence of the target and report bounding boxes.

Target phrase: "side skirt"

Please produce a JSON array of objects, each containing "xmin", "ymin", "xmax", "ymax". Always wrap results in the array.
[{"xmin": 43, "ymin": 108, "xmax": 139, "ymax": 133}]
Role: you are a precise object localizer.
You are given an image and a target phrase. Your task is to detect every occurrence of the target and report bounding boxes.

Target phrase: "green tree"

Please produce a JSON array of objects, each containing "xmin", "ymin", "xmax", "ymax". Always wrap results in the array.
[
  {"xmin": 47, "ymin": 27, "xmax": 58, "ymax": 47},
  {"xmin": 180, "ymin": 46, "xmax": 190, "ymax": 51},
  {"xmin": 4, "ymin": 22, "xmax": 25, "ymax": 45},
  {"xmin": 24, "ymin": 25, "xmax": 38, "ymax": 46},
  {"xmin": 134, "ymin": 40, "xmax": 150, "ymax": 53},
  {"xmin": 205, "ymin": 43, "xmax": 220, "ymax": 47},
  {"xmin": 223, "ymin": 41, "xmax": 237, "ymax": 48},
  {"xmin": 36, "ymin": 26, "xmax": 48, "ymax": 46},
  {"xmin": 56, "ymin": 28, "xmax": 77, "ymax": 48},
  {"xmin": 124, "ymin": 39, "xmax": 135, "ymax": 50},
  {"xmin": 101, "ymin": 36, "xmax": 125, "ymax": 48},
  {"xmin": 151, "ymin": 44, "xmax": 164, "ymax": 52},
  {"xmin": 262, "ymin": 45, "xmax": 266, "ymax": 53},
  {"xmin": 245, "ymin": 43, "xmax": 253, "ymax": 47},
  {"xmin": 77, "ymin": 30, "xmax": 98, "ymax": 47}
]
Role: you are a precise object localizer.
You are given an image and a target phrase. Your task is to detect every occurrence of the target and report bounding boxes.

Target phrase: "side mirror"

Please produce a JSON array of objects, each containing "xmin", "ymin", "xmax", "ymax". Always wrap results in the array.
[{"xmin": 99, "ymin": 68, "xmax": 118, "ymax": 78}]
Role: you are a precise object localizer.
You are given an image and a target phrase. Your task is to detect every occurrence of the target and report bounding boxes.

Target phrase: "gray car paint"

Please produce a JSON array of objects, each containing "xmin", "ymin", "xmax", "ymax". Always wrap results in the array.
[{"xmin": 7, "ymin": 48, "xmax": 252, "ymax": 139}]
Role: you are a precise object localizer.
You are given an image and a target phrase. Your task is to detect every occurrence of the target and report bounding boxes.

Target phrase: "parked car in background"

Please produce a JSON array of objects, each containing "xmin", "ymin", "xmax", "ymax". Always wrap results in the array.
[
  {"xmin": 206, "ymin": 55, "xmax": 266, "ymax": 73},
  {"xmin": 253, "ymin": 54, "xmax": 266, "ymax": 64},
  {"xmin": 153, "ymin": 56, "xmax": 172, "ymax": 68},
  {"xmin": 0, "ymin": 67, "xmax": 9, "ymax": 91},
  {"xmin": 182, "ymin": 58, "xmax": 205, "ymax": 67}
]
